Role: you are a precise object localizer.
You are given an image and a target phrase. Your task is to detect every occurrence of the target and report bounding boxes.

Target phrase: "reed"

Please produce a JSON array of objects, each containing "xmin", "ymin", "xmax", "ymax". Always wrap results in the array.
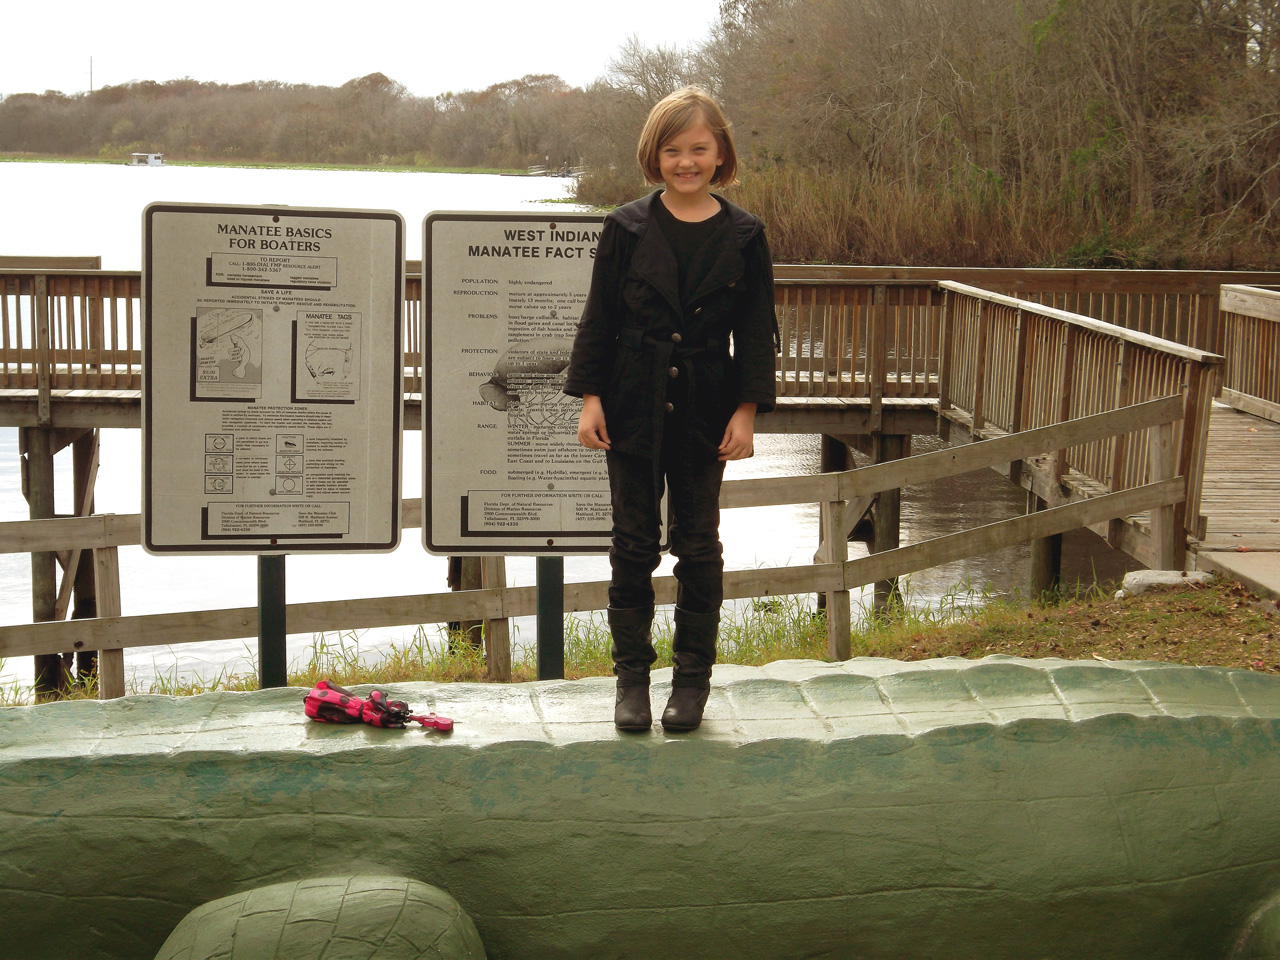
[
  {"xmin": 571, "ymin": 162, "xmax": 1198, "ymax": 268},
  {"xmin": 727, "ymin": 164, "xmax": 1096, "ymax": 267}
]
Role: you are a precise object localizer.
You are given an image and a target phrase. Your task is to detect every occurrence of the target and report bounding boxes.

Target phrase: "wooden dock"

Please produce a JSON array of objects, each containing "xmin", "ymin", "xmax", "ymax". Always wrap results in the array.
[
  {"xmin": 1197, "ymin": 403, "xmax": 1280, "ymax": 554},
  {"xmin": 1187, "ymin": 402, "xmax": 1280, "ymax": 600},
  {"xmin": 7, "ymin": 265, "xmax": 1280, "ymax": 697}
]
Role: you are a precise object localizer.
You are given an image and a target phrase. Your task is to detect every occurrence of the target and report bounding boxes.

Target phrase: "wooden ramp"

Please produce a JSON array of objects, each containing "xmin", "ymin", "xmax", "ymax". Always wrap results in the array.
[
  {"xmin": 1195, "ymin": 402, "xmax": 1280, "ymax": 553},
  {"xmin": 1192, "ymin": 403, "xmax": 1280, "ymax": 600}
]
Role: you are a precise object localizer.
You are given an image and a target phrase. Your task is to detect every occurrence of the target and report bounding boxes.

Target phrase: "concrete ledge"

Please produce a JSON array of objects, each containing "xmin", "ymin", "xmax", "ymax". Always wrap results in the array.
[
  {"xmin": 1197, "ymin": 550, "xmax": 1280, "ymax": 601},
  {"xmin": 4, "ymin": 657, "xmax": 1280, "ymax": 960}
]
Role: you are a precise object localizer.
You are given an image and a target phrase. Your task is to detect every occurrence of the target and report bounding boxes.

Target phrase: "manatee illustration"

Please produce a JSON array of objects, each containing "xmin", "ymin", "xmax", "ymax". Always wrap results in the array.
[{"xmin": 479, "ymin": 336, "xmax": 574, "ymax": 411}]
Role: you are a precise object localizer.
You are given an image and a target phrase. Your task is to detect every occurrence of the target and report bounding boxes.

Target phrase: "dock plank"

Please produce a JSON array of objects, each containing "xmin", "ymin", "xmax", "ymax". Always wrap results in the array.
[{"xmin": 1193, "ymin": 402, "xmax": 1280, "ymax": 564}]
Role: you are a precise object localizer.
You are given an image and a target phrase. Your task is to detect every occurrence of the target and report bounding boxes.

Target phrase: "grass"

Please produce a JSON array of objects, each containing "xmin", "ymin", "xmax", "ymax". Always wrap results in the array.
[
  {"xmin": 860, "ymin": 576, "xmax": 1280, "ymax": 672},
  {"xmin": 3, "ymin": 575, "xmax": 1277, "ymax": 706}
]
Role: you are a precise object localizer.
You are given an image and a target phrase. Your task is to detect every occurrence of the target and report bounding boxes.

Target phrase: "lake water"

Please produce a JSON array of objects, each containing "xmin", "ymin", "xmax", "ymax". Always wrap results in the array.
[{"xmin": 0, "ymin": 161, "xmax": 1141, "ymax": 695}]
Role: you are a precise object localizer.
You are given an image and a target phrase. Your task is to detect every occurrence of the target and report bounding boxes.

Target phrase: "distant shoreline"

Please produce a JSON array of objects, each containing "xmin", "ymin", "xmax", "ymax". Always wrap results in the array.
[{"xmin": 0, "ymin": 153, "xmax": 527, "ymax": 177}]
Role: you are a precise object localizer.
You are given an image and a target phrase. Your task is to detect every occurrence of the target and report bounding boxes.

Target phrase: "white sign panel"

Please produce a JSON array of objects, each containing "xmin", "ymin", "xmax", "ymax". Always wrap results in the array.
[
  {"xmin": 425, "ymin": 211, "xmax": 610, "ymax": 554},
  {"xmin": 143, "ymin": 203, "xmax": 403, "ymax": 554}
]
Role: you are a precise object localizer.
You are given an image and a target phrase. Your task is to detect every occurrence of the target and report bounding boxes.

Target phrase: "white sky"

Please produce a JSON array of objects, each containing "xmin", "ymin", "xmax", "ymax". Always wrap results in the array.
[{"xmin": 1, "ymin": 0, "xmax": 725, "ymax": 99}]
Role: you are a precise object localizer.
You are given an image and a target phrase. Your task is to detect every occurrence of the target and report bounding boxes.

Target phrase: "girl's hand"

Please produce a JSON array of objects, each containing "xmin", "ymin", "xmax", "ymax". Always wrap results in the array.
[
  {"xmin": 577, "ymin": 394, "xmax": 611, "ymax": 450},
  {"xmin": 718, "ymin": 403, "xmax": 757, "ymax": 461}
]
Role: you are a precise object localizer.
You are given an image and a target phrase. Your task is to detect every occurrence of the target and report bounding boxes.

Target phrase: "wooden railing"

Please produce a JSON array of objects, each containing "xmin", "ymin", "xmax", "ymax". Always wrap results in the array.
[
  {"xmin": 0, "ymin": 271, "xmax": 142, "ymax": 395},
  {"xmin": 5, "ymin": 265, "xmax": 1277, "ymax": 409},
  {"xmin": 1218, "ymin": 284, "xmax": 1280, "ymax": 423},
  {"xmin": 938, "ymin": 281, "xmax": 1222, "ymax": 566},
  {"xmin": 773, "ymin": 281, "xmax": 943, "ymax": 400},
  {"xmin": 0, "ymin": 268, "xmax": 1231, "ymax": 699},
  {"xmin": 0, "ymin": 389, "xmax": 1192, "ymax": 698},
  {"xmin": 776, "ymin": 265, "xmax": 1280, "ymax": 355}
]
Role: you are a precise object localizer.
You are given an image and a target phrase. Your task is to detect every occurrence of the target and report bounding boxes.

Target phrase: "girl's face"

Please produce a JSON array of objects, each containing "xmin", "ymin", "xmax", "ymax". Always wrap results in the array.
[{"xmin": 657, "ymin": 122, "xmax": 723, "ymax": 200}]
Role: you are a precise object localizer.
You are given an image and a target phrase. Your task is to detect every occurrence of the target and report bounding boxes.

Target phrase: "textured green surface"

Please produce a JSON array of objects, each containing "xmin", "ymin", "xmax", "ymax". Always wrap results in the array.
[
  {"xmin": 4, "ymin": 656, "xmax": 1280, "ymax": 960},
  {"xmin": 153, "ymin": 875, "xmax": 485, "ymax": 960}
]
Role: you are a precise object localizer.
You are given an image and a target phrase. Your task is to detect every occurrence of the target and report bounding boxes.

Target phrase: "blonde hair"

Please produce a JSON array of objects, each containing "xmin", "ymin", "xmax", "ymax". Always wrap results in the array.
[{"xmin": 636, "ymin": 87, "xmax": 739, "ymax": 188}]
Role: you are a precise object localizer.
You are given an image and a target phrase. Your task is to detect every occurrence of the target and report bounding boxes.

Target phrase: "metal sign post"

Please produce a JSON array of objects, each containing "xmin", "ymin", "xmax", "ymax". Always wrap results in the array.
[
  {"xmin": 257, "ymin": 555, "xmax": 287, "ymax": 688},
  {"xmin": 536, "ymin": 557, "xmax": 565, "ymax": 680}
]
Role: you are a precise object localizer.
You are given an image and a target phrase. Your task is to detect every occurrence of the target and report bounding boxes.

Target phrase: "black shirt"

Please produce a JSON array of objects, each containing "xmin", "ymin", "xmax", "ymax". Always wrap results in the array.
[{"xmin": 653, "ymin": 196, "xmax": 728, "ymax": 306}]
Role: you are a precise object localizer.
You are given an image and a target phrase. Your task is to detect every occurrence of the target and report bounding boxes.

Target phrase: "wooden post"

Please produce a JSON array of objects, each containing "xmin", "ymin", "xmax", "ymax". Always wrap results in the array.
[
  {"xmin": 1148, "ymin": 420, "xmax": 1179, "ymax": 570},
  {"xmin": 1106, "ymin": 343, "xmax": 1135, "ymax": 550},
  {"xmin": 481, "ymin": 556, "xmax": 511, "ymax": 681},
  {"xmin": 816, "ymin": 435, "xmax": 850, "ymax": 613},
  {"xmin": 1028, "ymin": 491, "xmax": 1062, "ymax": 602},
  {"xmin": 71, "ymin": 429, "xmax": 100, "ymax": 685},
  {"xmin": 873, "ymin": 434, "xmax": 906, "ymax": 614},
  {"xmin": 1197, "ymin": 292, "xmax": 1219, "ymax": 355},
  {"xmin": 820, "ymin": 499, "xmax": 851, "ymax": 660},
  {"xmin": 936, "ymin": 288, "xmax": 953, "ymax": 442},
  {"xmin": 971, "ymin": 301, "xmax": 989, "ymax": 433},
  {"xmin": 1178, "ymin": 363, "xmax": 1218, "ymax": 547},
  {"xmin": 94, "ymin": 547, "xmax": 125, "ymax": 699},
  {"xmin": 820, "ymin": 434, "xmax": 849, "ymax": 474},
  {"xmin": 21, "ymin": 426, "xmax": 63, "ymax": 698},
  {"xmin": 1052, "ymin": 327, "xmax": 1079, "ymax": 485},
  {"xmin": 34, "ymin": 275, "xmax": 52, "ymax": 427},
  {"xmin": 1007, "ymin": 308, "xmax": 1030, "ymax": 483},
  {"xmin": 446, "ymin": 556, "xmax": 484, "ymax": 649},
  {"xmin": 869, "ymin": 285, "xmax": 886, "ymax": 433}
]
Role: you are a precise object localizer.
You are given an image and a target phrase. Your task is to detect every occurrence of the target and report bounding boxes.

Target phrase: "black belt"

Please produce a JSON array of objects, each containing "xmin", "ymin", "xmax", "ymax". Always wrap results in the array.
[{"xmin": 617, "ymin": 328, "xmax": 722, "ymax": 355}]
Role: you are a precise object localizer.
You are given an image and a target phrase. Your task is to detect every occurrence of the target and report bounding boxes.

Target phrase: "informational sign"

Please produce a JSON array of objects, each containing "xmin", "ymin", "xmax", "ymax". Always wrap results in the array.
[
  {"xmin": 143, "ymin": 203, "xmax": 403, "ymax": 554},
  {"xmin": 425, "ymin": 211, "xmax": 610, "ymax": 554}
]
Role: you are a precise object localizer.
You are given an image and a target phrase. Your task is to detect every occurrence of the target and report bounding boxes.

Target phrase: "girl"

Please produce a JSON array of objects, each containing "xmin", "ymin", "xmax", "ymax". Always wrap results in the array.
[{"xmin": 564, "ymin": 87, "xmax": 777, "ymax": 732}]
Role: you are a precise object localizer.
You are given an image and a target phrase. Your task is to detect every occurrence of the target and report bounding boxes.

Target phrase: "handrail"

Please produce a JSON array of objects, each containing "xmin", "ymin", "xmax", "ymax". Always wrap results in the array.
[
  {"xmin": 939, "ymin": 281, "xmax": 1223, "ymax": 365},
  {"xmin": 0, "ymin": 395, "xmax": 1186, "ymax": 557},
  {"xmin": 1218, "ymin": 283, "xmax": 1280, "ymax": 423},
  {"xmin": 937, "ymin": 282, "xmax": 1223, "ymax": 559},
  {"xmin": 4, "ymin": 266, "xmax": 1275, "ymax": 400},
  {"xmin": 0, "ymin": 394, "xmax": 1189, "ymax": 674}
]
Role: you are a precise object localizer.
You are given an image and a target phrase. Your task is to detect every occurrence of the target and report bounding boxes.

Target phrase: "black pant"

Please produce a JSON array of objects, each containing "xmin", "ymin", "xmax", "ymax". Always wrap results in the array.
[{"xmin": 605, "ymin": 440, "xmax": 726, "ymax": 617}]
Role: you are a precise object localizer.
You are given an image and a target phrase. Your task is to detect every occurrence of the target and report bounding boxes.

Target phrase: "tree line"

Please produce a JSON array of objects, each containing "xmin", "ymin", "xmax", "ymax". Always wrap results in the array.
[{"xmin": 2, "ymin": 0, "xmax": 1277, "ymax": 267}]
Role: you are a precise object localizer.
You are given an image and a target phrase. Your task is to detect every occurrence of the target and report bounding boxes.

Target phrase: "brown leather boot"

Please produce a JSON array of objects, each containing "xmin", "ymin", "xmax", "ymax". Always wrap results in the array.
[
  {"xmin": 660, "ymin": 680, "xmax": 710, "ymax": 732},
  {"xmin": 661, "ymin": 607, "xmax": 718, "ymax": 732},
  {"xmin": 608, "ymin": 605, "xmax": 656, "ymax": 731},
  {"xmin": 614, "ymin": 678, "xmax": 652, "ymax": 731}
]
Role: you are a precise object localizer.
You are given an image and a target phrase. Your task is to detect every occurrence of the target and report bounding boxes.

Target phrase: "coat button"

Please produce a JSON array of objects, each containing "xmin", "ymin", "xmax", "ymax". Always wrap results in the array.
[
  {"xmin": 670, "ymin": 332, "xmax": 682, "ymax": 343},
  {"xmin": 664, "ymin": 402, "xmax": 675, "ymax": 413},
  {"xmin": 668, "ymin": 366, "xmax": 679, "ymax": 378}
]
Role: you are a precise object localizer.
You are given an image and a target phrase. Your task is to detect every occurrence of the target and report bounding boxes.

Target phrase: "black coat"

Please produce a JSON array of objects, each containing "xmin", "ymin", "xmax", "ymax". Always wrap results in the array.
[{"xmin": 563, "ymin": 191, "xmax": 778, "ymax": 460}]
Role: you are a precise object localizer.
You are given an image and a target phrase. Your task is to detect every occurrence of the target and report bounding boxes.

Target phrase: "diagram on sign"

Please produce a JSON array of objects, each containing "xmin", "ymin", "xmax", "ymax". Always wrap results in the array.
[
  {"xmin": 304, "ymin": 339, "xmax": 352, "ymax": 380},
  {"xmin": 203, "ymin": 433, "xmax": 235, "ymax": 494},
  {"xmin": 273, "ymin": 433, "xmax": 304, "ymax": 496},
  {"xmin": 193, "ymin": 307, "xmax": 263, "ymax": 399},
  {"xmin": 478, "ymin": 336, "xmax": 576, "ymax": 427},
  {"xmin": 294, "ymin": 311, "xmax": 362, "ymax": 402}
]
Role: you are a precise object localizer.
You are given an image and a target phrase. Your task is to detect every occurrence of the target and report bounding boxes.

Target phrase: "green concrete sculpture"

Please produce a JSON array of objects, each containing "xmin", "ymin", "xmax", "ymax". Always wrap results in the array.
[
  {"xmin": 3, "ymin": 656, "xmax": 1280, "ymax": 960},
  {"xmin": 1228, "ymin": 893, "xmax": 1280, "ymax": 960},
  {"xmin": 153, "ymin": 875, "xmax": 485, "ymax": 960}
]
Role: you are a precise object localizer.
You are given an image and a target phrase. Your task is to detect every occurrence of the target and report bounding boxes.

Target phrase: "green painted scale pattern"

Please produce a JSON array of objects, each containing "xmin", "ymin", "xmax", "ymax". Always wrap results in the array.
[{"xmin": 3, "ymin": 656, "xmax": 1280, "ymax": 959}]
